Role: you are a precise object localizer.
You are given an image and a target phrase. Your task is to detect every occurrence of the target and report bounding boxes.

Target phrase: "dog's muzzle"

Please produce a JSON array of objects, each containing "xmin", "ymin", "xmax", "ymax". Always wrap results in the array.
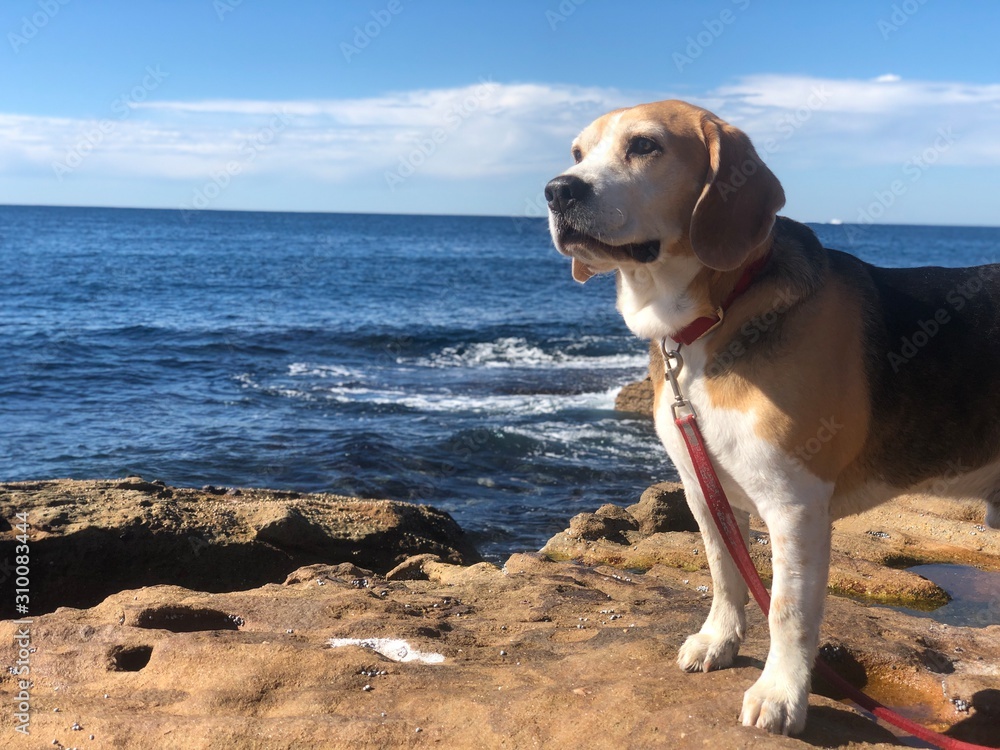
[{"xmin": 545, "ymin": 175, "xmax": 660, "ymax": 264}]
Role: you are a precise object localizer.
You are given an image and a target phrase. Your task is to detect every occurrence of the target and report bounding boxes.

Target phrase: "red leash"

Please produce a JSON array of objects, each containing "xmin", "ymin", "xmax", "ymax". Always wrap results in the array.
[{"xmin": 665, "ymin": 344, "xmax": 990, "ymax": 750}]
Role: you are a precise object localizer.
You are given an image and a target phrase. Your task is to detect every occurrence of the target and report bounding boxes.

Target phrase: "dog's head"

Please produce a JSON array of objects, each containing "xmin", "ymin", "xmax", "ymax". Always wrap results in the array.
[{"xmin": 545, "ymin": 100, "xmax": 785, "ymax": 283}]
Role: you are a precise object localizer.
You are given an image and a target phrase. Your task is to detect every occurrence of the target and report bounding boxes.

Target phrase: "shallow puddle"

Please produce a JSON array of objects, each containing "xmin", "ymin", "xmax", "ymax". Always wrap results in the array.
[
  {"xmin": 835, "ymin": 564, "xmax": 999, "ymax": 746},
  {"xmin": 897, "ymin": 564, "xmax": 1000, "ymax": 627}
]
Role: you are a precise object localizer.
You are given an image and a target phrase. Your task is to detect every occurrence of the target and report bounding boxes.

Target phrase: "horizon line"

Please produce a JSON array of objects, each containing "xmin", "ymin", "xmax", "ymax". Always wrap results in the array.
[{"xmin": 2, "ymin": 202, "xmax": 999, "ymax": 230}]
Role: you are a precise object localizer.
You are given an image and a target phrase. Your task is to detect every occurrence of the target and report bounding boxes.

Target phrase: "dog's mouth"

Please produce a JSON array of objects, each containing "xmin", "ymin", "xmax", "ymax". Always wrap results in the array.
[{"xmin": 557, "ymin": 226, "xmax": 661, "ymax": 265}]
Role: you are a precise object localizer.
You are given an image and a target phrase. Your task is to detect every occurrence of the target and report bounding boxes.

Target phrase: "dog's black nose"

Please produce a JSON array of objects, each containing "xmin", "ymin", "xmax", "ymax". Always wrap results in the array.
[{"xmin": 544, "ymin": 175, "xmax": 591, "ymax": 214}]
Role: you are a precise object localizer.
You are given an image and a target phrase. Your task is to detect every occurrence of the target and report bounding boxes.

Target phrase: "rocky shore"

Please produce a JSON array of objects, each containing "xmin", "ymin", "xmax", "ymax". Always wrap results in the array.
[
  {"xmin": 0, "ymin": 479, "xmax": 479, "ymax": 619},
  {"xmin": 2, "ymin": 383, "xmax": 1000, "ymax": 750}
]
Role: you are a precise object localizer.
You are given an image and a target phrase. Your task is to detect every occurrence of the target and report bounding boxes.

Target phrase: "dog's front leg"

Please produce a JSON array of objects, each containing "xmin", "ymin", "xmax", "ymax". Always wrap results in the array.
[
  {"xmin": 740, "ymin": 497, "xmax": 832, "ymax": 735},
  {"xmin": 677, "ymin": 476, "xmax": 750, "ymax": 673}
]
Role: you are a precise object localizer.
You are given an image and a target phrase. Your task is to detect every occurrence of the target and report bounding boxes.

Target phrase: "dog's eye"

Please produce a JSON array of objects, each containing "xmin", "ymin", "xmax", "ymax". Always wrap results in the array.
[
  {"xmin": 572, "ymin": 147, "xmax": 583, "ymax": 164},
  {"xmin": 626, "ymin": 136, "xmax": 660, "ymax": 157}
]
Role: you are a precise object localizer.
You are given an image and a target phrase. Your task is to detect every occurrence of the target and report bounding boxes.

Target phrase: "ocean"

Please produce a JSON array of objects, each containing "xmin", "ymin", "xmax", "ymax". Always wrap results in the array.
[{"xmin": 3, "ymin": 206, "xmax": 999, "ymax": 561}]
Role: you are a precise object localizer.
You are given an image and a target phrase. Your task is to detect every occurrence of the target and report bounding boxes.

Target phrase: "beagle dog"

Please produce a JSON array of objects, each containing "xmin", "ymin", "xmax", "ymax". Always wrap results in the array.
[{"xmin": 545, "ymin": 99, "xmax": 1000, "ymax": 736}]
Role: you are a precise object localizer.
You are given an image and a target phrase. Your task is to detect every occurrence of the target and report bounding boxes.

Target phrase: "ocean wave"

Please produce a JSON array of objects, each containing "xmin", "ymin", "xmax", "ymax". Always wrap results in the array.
[
  {"xmin": 509, "ymin": 419, "xmax": 649, "ymax": 445},
  {"xmin": 413, "ymin": 337, "xmax": 648, "ymax": 371},
  {"xmin": 381, "ymin": 386, "xmax": 620, "ymax": 415},
  {"xmin": 237, "ymin": 370, "xmax": 620, "ymax": 416},
  {"xmin": 507, "ymin": 419, "xmax": 666, "ymax": 462}
]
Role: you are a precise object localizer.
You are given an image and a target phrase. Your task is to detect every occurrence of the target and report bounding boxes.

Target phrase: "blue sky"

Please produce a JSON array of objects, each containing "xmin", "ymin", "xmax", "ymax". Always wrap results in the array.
[{"xmin": 3, "ymin": 0, "xmax": 1000, "ymax": 224}]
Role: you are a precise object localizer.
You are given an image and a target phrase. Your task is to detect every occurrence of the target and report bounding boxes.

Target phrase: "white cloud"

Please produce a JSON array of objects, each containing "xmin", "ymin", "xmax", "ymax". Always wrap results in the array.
[
  {"xmin": 2, "ymin": 74, "xmax": 999, "ymax": 209},
  {"xmin": 0, "ymin": 81, "xmax": 635, "ymax": 187},
  {"xmin": 712, "ymin": 73, "xmax": 1000, "ymax": 114},
  {"xmin": 697, "ymin": 74, "xmax": 1000, "ymax": 170}
]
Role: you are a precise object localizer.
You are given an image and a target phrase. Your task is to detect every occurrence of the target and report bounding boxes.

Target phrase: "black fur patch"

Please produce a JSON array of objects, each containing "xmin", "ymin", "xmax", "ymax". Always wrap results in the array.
[{"xmin": 832, "ymin": 250, "xmax": 1000, "ymax": 486}]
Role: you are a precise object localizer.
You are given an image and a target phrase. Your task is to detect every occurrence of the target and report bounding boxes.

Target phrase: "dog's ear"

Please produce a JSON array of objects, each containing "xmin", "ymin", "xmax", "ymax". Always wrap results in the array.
[{"xmin": 690, "ymin": 117, "xmax": 785, "ymax": 271}]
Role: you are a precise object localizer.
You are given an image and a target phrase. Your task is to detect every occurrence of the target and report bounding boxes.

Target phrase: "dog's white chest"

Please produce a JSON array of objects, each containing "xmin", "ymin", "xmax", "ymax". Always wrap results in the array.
[{"xmin": 650, "ymin": 345, "xmax": 828, "ymax": 518}]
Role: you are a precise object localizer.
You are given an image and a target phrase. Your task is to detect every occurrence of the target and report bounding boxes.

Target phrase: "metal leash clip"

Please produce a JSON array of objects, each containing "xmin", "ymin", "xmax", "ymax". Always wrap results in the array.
[{"xmin": 659, "ymin": 337, "xmax": 695, "ymax": 420}]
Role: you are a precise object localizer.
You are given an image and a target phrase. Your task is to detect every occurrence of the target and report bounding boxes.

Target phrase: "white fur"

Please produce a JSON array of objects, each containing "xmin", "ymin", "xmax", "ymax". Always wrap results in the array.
[
  {"xmin": 617, "ymin": 258, "xmax": 704, "ymax": 341},
  {"xmin": 655, "ymin": 339, "xmax": 834, "ymax": 736}
]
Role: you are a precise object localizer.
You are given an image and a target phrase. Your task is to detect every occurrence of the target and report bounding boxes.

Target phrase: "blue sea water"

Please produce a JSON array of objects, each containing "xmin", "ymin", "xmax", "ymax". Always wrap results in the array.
[{"xmin": 2, "ymin": 206, "xmax": 999, "ymax": 560}]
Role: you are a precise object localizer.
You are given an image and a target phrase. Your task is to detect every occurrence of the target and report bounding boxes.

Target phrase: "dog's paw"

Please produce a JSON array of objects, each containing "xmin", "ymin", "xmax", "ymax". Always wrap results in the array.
[
  {"xmin": 677, "ymin": 632, "xmax": 740, "ymax": 673},
  {"xmin": 739, "ymin": 674, "xmax": 808, "ymax": 735}
]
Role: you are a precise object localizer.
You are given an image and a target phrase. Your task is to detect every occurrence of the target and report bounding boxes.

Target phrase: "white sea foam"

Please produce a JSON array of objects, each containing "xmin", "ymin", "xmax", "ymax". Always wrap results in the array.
[
  {"xmin": 508, "ymin": 419, "xmax": 665, "ymax": 461},
  {"xmin": 327, "ymin": 638, "xmax": 445, "ymax": 664},
  {"xmin": 261, "ymin": 381, "xmax": 621, "ymax": 415},
  {"xmin": 365, "ymin": 385, "xmax": 621, "ymax": 415},
  {"xmin": 287, "ymin": 363, "xmax": 360, "ymax": 379},
  {"xmin": 234, "ymin": 372, "xmax": 258, "ymax": 389},
  {"xmin": 242, "ymin": 362, "xmax": 628, "ymax": 416},
  {"xmin": 414, "ymin": 337, "xmax": 648, "ymax": 371}
]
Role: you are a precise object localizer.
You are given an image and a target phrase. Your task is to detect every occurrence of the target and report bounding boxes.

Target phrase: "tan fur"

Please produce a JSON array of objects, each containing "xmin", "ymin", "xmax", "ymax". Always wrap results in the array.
[{"xmin": 704, "ymin": 278, "xmax": 870, "ymax": 487}]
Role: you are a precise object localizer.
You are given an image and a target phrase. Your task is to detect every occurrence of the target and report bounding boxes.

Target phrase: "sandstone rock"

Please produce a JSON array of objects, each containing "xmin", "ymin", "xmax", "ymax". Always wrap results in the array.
[
  {"xmin": 544, "ymin": 526, "xmax": 710, "ymax": 572},
  {"xmin": 567, "ymin": 503, "xmax": 638, "ymax": 544},
  {"xmin": 543, "ymin": 487, "xmax": 1000, "ymax": 609},
  {"xmin": 422, "ymin": 560, "xmax": 502, "ymax": 586},
  {"xmin": 614, "ymin": 376, "xmax": 654, "ymax": 416},
  {"xmin": 282, "ymin": 563, "xmax": 373, "ymax": 585},
  {"xmin": 385, "ymin": 554, "xmax": 441, "ymax": 581},
  {"xmin": 0, "ymin": 479, "xmax": 480, "ymax": 617},
  {"xmin": 829, "ymin": 493, "xmax": 1000, "ymax": 573},
  {"xmin": 13, "ymin": 553, "xmax": 999, "ymax": 749},
  {"xmin": 1, "ymin": 472, "xmax": 995, "ymax": 747},
  {"xmin": 627, "ymin": 481, "xmax": 698, "ymax": 534},
  {"xmin": 560, "ymin": 487, "xmax": 698, "ymax": 550}
]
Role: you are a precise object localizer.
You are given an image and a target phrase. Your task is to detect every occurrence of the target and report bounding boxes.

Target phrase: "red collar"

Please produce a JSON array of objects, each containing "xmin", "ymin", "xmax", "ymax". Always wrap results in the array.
[{"xmin": 669, "ymin": 250, "xmax": 772, "ymax": 346}]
